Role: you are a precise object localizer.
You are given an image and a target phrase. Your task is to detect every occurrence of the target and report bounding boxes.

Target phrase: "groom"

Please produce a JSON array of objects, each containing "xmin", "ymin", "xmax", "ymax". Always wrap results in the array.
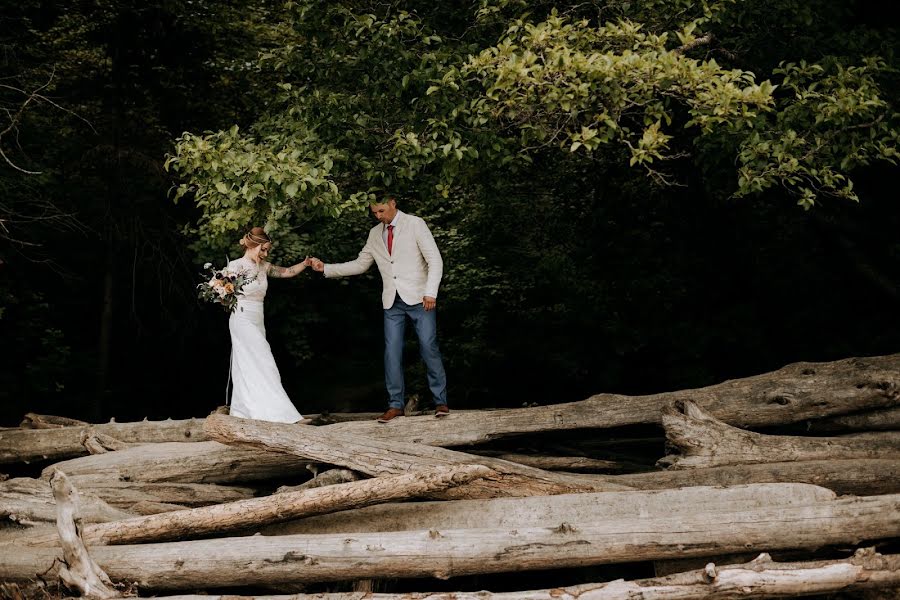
[{"xmin": 310, "ymin": 196, "xmax": 448, "ymax": 422}]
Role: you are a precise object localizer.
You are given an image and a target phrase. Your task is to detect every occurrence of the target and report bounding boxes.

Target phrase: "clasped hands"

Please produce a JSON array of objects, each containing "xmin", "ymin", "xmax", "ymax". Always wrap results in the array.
[{"xmin": 301, "ymin": 257, "xmax": 435, "ymax": 310}]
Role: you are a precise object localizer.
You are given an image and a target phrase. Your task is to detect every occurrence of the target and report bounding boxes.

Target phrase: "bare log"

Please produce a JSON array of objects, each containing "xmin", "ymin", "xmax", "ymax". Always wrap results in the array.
[
  {"xmin": 608, "ymin": 458, "xmax": 900, "ymax": 496},
  {"xmin": 103, "ymin": 548, "xmax": 900, "ymax": 599},
  {"xmin": 276, "ymin": 469, "xmax": 360, "ymax": 493},
  {"xmin": 64, "ymin": 475, "xmax": 257, "ymax": 508},
  {"xmin": 26, "ymin": 465, "xmax": 494, "ymax": 547},
  {"xmin": 260, "ymin": 482, "xmax": 836, "ymax": 536},
  {"xmin": 321, "ymin": 353, "xmax": 900, "ymax": 446},
  {"xmin": 21, "ymin": 413, "xmax": 90, "ymax": 428},
  {"xmin": 49, "ymin": 471, "xmax": 118, "ymax": 598},
  {"xmin": 205, "ymin": 414, "xmax": 630, "ymax": 499},
  {"xmin": 0, "ymin": 417, "xmax": 208, "ymax": 464},
  {"xmin": 805, "ymin": 406, "xmax": 900, "ymax": 433},
  {"xmin": 1, "ymin": 477, "xmax": 133, "ymax": 525},
  {"xmin": 470, "ymin": 451, "xmax": 641, "ymax": 473},
  {"xmin": 80, "ymin": 431, "xmax": 130, "ymax": 455},
  {"xmin": 660, "ymin": 400, "xmax": 900, "ymax": 469},
  {"xmin": 42, "ymin": 440, "xmax": 311, "ymax": 484},
  {"xmin": 2, "ymin": 494, "xmax": 898, "ymax": 590}
]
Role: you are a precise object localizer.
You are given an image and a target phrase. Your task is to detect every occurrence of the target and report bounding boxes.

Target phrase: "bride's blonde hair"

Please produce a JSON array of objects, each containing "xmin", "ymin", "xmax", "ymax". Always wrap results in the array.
[{"xmin": 239, "ymin": 227, "xmax": 271, "ymax": 249}]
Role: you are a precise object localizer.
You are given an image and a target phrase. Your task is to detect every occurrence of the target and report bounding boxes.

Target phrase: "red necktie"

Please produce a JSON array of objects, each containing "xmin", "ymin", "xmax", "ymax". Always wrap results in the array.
[{"xmin": 387, "ymin": 224, "xmax": 394, "ymax": 255}]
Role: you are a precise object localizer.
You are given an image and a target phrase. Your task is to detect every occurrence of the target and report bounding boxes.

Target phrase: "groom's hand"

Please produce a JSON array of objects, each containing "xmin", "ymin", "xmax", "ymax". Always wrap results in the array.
[
  {"xmin": 423, "ymin": 296, "xmax": 436, "ymax": 311},
  {"xmin": 310, "ymin": 257, "xmax": 325, "ymax": 272}
]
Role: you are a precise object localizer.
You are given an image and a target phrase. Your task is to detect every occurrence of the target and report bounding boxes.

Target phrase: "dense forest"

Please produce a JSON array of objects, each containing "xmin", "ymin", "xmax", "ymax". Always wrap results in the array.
[{"xmin": 1, "ymin": 0, "xmax": 898, "ymax": 427}]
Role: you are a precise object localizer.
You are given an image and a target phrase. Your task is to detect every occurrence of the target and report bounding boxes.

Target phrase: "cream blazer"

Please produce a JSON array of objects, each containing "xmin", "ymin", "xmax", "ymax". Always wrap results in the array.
[{"xmin": 324, "ymin": 211, "xmax": 443, "ymax": 309}]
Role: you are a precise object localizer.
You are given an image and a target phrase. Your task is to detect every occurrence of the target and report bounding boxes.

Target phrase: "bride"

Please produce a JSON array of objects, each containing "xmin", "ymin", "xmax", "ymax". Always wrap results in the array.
[{"xmin": 227, "ymin": 227, "xmax": 310, "ymax": 423}]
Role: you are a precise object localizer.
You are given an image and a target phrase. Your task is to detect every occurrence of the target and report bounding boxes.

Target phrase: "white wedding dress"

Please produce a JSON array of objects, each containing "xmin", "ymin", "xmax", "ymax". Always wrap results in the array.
[{"xmin": 227, "ymin": 257, "xmax": 303, "ymax": 423}]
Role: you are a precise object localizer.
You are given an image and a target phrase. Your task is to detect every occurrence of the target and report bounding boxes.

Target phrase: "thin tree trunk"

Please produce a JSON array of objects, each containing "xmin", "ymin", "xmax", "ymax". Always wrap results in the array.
[
  {"xmin": 1, "ymin": 477, "xmax": 133, "ymax": 524},
  {"xmin": 63, "ymin": 476, "xmax": 257, "ymax": 508},
  {"xmin": 26, "ymin": 465, "xmax": 494, "ymax": 547},
  {"xmin": 659, "ymin": 400, "xmax": 900, "ymax": 469},
  {"xmin": 2, "ymin": 494, "xmax": 897, "ymax": 590},
  {"xmin": 804, "ymin": 406, "xmax": 900, "ymax": 433}
]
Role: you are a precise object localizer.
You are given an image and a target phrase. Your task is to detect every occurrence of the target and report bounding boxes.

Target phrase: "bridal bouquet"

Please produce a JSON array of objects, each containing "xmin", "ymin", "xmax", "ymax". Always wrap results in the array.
[{"xmin": 197, "ymin": 262, "xmax": 256, "ymax": 314}]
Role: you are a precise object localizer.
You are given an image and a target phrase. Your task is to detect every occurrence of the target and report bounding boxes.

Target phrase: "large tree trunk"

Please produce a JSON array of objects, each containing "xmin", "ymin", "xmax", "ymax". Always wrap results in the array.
[
  {"xmin": 320, "ymin": 353, "xmax": 900, "ymax": 446},
  {"xmin": 660, "ymin": 400, "xmax": 900, "ymax": 470},
  {"xmin": 103, "ymin": 549, "xmax": 900, "ymax": 600},
  {"xmin": 0, "ymin": 418, "xmax": 208, "ymax": 464},
  {"xmin": 204, "ymin": 414, "xmax": 630, "ymax": 499},
  {"xmin": 1, "ymin": 477, "xmax": 133, "ymax": 524},
  {"xmin": 2, "ymin": 494, "xmax": 897, "ymax": 590},
  {"xmin": 26, "ymin": 465, "xmax": 494, "ymax": 547},
  {"xmin": 607, "ymin": 458, "xmax": 900, "ymax": 496},
  {"xmin": 259, "ymin": 482, "xmax": 836, "ymax": 536},
  {"xmin": 41, "ymin": 441, "xmax": 312, "ymax": 484}
]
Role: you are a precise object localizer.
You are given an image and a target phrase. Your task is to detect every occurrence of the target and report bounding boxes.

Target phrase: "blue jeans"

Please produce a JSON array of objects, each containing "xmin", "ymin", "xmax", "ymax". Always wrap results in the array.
[{"xmin": 384, "ymin": 295, "xmax": 448, "ymax": 410}]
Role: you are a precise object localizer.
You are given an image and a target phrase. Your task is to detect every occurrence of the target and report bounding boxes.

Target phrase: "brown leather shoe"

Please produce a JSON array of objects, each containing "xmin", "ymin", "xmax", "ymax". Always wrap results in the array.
[
  {"xmin": 434, "ymin": 404, "xmax": 450, "ymax": 418},
  {"xmin": 376, "ymin": 408, "xmax": 404, "ymax": 423}
]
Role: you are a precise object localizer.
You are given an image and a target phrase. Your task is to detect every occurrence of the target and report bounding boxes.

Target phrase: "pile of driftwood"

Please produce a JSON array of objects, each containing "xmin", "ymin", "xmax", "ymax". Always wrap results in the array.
[{"xmin": 1, "ymin": 353, "xmax": 899, "ymax": 599}]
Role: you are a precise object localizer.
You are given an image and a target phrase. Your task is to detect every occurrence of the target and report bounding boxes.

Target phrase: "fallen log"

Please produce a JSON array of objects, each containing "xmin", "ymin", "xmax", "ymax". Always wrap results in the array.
[
  {"xmin": 63, "ymin": 476, "xmax": 257, "ymax": 509},
  {"xmin": 41, "ymin": 441, "xmax": 311, "ymax": 484},
  {"xmin": 0, "ymin": 417, "xmax": 208, "ymax": 464},
  {"xmin": 659, "ymin": 400, "xmax": 900, "ymax": 469},
  {"xmin": 1, "ymin": 478, "xmax": 133, "ymax": 524},
  {"xmin": 205, "ymin": 414, "xmax": 630, "ymax": 499},
  {"xmin": 276, "ymin": 469, "xmax": 360, "ymax": 493},
  {"xmin": 804, "ymin": 406, "xmax": 900, "ymax": 433},
  {"xmin": 100, "ymin": 548, "xmax": 900, "ymax": 600},
  {"xmin": 26, "ymin": 465, "xmax": 495, "ymax": 547},
  {"xmin": 468, "ymin": 451, "xmax": 641, "ymax": 473},
  {"xmin": 607, "ymin": 458, "xmax": 900, "ymax": 496},
  {"xmin": 320, "ymin": 353, "xmax": 900, "ymax": 446},
  {"xmin": 49, "ymin": 471, "xmax": 119, "ymax": 598},
  {"xmin": 2, "ymin": 494, "xmax": 897, "ymax": 590},
  {"xmin": 260, "ymin": 482, "xmax": 837, "ymax": 536}
]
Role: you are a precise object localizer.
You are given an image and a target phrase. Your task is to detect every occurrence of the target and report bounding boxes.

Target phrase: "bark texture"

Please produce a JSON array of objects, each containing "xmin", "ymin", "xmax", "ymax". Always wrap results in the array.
[
  {"xmin": 204, "ymin": 414, "xmax": 630, "ymax": 499},
  {"xmin": 659, "ymin": 400, "xmax": 900, "ymax": 469},
  {"xmin": 2, "ymin": 494, "xmax": 897, "ymax": 590},
  {"xmin": 260, "ymin": 482, "xmax": 836, "ymax": 536},
  {"xmin": 320, "ymin": 353, "xmax": 900, "ymax": 446},
  {"xmin": 27, "ymin": 465, "xmax": 494, "ymax": 547},
  {"xmin": 0, "ymin": 418, "xmax": 207, "ymax": 464},
  {"xmin": 107, "ymin": 549, "xmax": 900, "ymax": 600},
  {"xmin": 42, "ymin": 440, "xmax": 311, "ymax": 484}
]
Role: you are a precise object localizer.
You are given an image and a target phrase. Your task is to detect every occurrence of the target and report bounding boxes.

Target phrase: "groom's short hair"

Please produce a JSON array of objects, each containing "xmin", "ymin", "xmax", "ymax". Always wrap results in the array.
[{"xmin": 375, "ymin": 194, "xmax": 398, "ymax": 206}]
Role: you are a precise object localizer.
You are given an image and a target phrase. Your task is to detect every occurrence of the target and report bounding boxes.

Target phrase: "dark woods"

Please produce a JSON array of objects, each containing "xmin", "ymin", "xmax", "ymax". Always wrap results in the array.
[{"xmin": 1, "ymin": 0, "xmax": 899, "ymax": 426}]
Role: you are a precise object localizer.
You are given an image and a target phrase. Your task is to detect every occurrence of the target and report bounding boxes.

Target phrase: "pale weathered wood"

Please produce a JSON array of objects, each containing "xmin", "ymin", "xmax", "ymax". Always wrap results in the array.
[
  {"xmin": 276, "ymin": 469, "xmax": 360, "ymax": 493},
  {"xmin": 205, "ymin": 414, "xmax": 631, "ymax": 499},
  {"xmin": 470, "ymin": 451, "xmax": 640, "ymax": 473},
  {"xmin": 0, "ymin": 417, "xmax": 208, "ymax": 464},
  {"xmin": 80, "ymin": 430, "xmax": 130, "ymax": 455},
  {"xmin": 101, "ymin": 548, "xmax": 900, "ymax": 599},
  {"xmin": 321, "ymin": 353, "xmax": 900, "ymax": 446},
  {"xmin": 2, "ymin": 494, "xmax": 897, "ymax": 590},
  {"xmin": 1, "ymin": 477, "xmax": 134, "ymax": 525},
  {"xmin": 49, "ymin": 471, "xmax": 118, "ymax": 598},
  {"xmin": 260, "ymin": 482, "xmax": 837, "ymax": 536},
  {"xmin": 26, "ymin": 465, "xmax": 495, "ymax": 547},
  {"xmin": 64, "ymin": 475, "xmax": 258, "ymax": 508},
  {"xmin": 659, "ymin": 400, "xmax": 900, "ymax": 469},
  {"xmin": 607, "ymin": 458, "xmax": 900, "ymax": 496},
  {"xmin": 805, "ymin": 406, "xmax": 900, "ymax": 433},
  {"xmin": 21, "ymin": 413, "xmax": 90, "ymax": 428},
  {"xmin": 41, "ymin": 440, "xmax": 311, "ymax": 484}
]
